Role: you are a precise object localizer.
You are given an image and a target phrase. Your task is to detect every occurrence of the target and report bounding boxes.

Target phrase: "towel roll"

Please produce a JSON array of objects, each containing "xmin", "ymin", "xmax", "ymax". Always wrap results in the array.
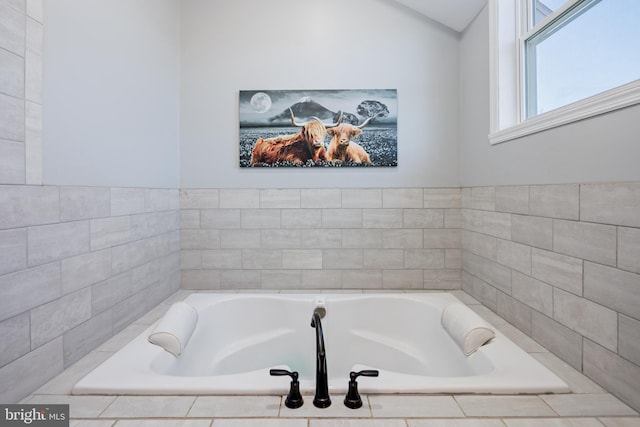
[
  {"xmin": 441, "ymin": 302, "xmax": 495, "ymax": 356},
  {"xmin": 148, "ymin": 302, "xmax": 198, "ymax": 357}
]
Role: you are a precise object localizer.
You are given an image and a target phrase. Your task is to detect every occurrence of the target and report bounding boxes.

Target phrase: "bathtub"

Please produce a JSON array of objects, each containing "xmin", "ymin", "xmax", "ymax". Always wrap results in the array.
[{"xmin": 73, "ymin": 292, "xmax": 569, "ymax": 395}]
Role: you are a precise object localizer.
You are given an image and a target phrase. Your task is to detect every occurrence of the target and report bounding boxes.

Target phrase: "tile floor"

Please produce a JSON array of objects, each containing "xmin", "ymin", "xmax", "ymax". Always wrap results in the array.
[{"xmin": 20, "ymin": 290, "xmax": 640, "ymax": 427}]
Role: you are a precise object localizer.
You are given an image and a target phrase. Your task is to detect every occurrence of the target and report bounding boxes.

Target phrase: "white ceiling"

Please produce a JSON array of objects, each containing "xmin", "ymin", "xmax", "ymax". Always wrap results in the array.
[{"xmin": 392, "ymin": 0, "xmax": 487, "ymax": 32}]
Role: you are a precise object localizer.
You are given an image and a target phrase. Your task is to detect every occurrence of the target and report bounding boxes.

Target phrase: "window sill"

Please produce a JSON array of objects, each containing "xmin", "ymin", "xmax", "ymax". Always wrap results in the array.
[{"xmin": 489, "ymin": 79, "xmax": 640, "ymax": 145}]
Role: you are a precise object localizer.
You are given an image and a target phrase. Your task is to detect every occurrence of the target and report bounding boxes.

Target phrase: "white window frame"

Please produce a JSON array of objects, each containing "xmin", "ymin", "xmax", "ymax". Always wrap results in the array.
[{"xmin": 489, "ymin": 0, "xmax": 640, "ymax": 145}]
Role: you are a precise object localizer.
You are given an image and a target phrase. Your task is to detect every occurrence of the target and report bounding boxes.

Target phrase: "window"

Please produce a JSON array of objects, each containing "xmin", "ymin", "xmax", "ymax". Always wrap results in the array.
[{"xmin": 489, "ymin": 0, "xmax": 640, "ymax": 144}]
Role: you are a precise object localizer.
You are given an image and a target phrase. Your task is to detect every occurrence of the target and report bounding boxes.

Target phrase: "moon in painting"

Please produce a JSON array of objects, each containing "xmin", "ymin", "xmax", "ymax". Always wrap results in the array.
[{"xmin": 250, "ymin": 92, "xmax": 272, "ymax": 113}]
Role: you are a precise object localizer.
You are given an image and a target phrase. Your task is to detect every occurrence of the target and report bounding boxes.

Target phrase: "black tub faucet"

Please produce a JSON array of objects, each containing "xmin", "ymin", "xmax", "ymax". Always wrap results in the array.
[{"xmin": 311, "ymin": 311, "xmax": 331, "ymax": 408}]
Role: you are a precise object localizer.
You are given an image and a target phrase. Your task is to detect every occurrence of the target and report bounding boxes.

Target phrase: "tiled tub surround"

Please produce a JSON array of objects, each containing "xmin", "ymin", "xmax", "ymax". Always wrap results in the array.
[
  {"xmin": 180, "ymin": 188, "xmax": 462, "ymax": 290},
  {"xmin": 0, "ymin": 185, "xmax": 181, "ymax": 403},
  {"xmin": 19, "ymin": 290, "xmax": 640, "ymax": 426},
  {"xmin": 460, "ymin": 182, "xmax": 640, "ymax": 412}
]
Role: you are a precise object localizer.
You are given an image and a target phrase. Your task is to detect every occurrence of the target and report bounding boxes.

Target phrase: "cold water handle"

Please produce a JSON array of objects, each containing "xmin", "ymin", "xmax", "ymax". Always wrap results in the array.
[
  {"xmin": 270, "ymin": 369, "xmax": 304, "ymax": 409},
  {"xmin": 344, "ymin": 369, "xmax": 379, "ymax": 409}
]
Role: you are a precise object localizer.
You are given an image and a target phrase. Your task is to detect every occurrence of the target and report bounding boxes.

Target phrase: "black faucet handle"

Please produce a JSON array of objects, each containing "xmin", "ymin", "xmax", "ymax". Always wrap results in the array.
[
  {"xmin": 269, "ymin": 369, "xmax": 303, "ymax": 409},
  {"xmin": 344, "ymin": 369, "xmax": 379, "ymax": 409}
]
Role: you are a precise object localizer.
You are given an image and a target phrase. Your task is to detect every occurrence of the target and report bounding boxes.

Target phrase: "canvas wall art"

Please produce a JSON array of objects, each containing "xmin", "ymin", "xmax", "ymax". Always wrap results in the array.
[{"xmin": 239, "ymin": 89, "xmax": 397, "ymax": 167}]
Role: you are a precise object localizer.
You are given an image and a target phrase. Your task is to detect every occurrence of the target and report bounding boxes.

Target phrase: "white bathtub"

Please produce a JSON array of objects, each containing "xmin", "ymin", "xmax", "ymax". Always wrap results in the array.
[{"xmin": 73, "ymin": 292, "xmax": 569, "ymax": 395}]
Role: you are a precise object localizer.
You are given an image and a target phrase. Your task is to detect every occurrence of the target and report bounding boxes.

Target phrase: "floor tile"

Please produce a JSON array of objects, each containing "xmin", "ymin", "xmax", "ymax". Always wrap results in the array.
[
  {"xmin": 114, "ymin": 420, "xmax": 211, "ymax": 427},
  {"xmin": 70, "ymin": 421, "xmax": 116, "ymax": 427},
  {"xmin": 369, "ymin": 395, "xmax": 464, "ymax": 418},
  {"xmin": 455, "ymin": 396, "xmax": 556, "ymax": 417},
  {"xmin": 502, "ymin": 418, "xmax": 605, "ymax": 427},
  {"xmin": 213, "ymin": 420, "xmax": 305, "ymax": 427},
  {"xmin": 25, "ymin": 394, "xmax": 116, "ymax": 418},
  {"xmin": 188, "ymin": 396, "xmax": 281, "ymax": 418},
  {"xmin": 599, "ymin": 418, "xmax": 640, "ymax": 427},
  {"xmin": 310, "ymin": 420, "xmax": 406, "ymax": 427},
  {"xmin": 408, "ymin": 420, "xmax": 506, "ymax": 427},
  {"xmin": 531, "ymin": 352, "xmax": 605, "ymax": 394},
  {"xmin": 540, "ymin": 394, "xmax": 638, "ymax": 417},
  {"xmin": 100, "ymin": 396, "xmax": 195, "ymax": 418}
]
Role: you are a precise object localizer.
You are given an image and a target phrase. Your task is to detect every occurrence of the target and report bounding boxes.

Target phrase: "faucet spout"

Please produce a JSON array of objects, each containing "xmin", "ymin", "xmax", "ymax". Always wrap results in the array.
[{"xmin": 311, "ymin": 311, "xmax": 331, "ymax": 408}]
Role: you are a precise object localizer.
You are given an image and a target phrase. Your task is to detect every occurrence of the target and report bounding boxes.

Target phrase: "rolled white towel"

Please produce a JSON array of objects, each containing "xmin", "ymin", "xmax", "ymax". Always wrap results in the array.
[
  {"xmin": 148, "ymin": 302, "xmax": 198, "ymax": 357},
  {"xmin": 441, "ymin": 302, "xmax": 495, "ymax": 356}
]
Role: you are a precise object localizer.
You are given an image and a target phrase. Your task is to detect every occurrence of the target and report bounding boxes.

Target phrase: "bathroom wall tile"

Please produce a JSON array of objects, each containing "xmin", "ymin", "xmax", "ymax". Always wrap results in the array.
[
  {"xmin": 112, "ymin": 289, "xmax": 153, "ymax": 333},
  {"xmin": 301, "ymin": 229, "xmax": 341, "ymax": 249},
  {"xmin": 0, "ymin": 228, "xmax": 26, "ymax": 275},
  {"xmin": 423, "ymin": 188, "xmax": 461, "ymax": 208},
  {"xmin": 322, "ymin": 249, "xmax": 363, "ymax": 269},
  {"xmin": 0, "ymin": 262, "xmax": 60, "ymax": 322},
  {"xmin": 188, "ymin": 396, "xmax": 280, "ymax": 418},
  {"xmin": 455, "ymin": 395, "xmax": 555, "ymax": 417},
  {"xmin": 130, "ymin": 211, "xmax": 179, "ymax": 242},
  {"xmin": 24, "ymin": 100, "xmax": 41, "ymax": 185},
  {"xmin": 220, "ymin": 229, "xmax": 260, "ymax": 249},
  {"xmin": 241, "ymin": 249, "xmax": 282, "ymax": 269},
  {"xmin": 583, "ymin": 339, "xmax": 640, "ymax": 412},
  {"xmin": 511, "ymin": 214, "xmax": 553, "ymax": 250},
  {"xmin": 281, "ymin": 208, "xmax": 322, "ymax": 229},
  {"xmin": 0, "ymin": 93, "xmax": 24, "ymax": 143},
  {"xmin": 181, "ymin": 229, "xmax": 221, "ymax": 249},
  {"xmin": 342, "ymin": 188, "xmax": 382, "ymax": 208},
  {"xmin": 461, "ymin": 187, "xmax": 472, "ymax": 208},
  {"xmin": 511, "ymin": 271, "xmax": 553, "ymax": 317},
  {"xmin": 30, "ymin": 288, "xmax": 92, "ymax": 348},
  {"xmin": 364, "ymin": 249, "xmax": 404, "ymax": 269},
  {"xmin": 282, "ymin": 249, "xmax": 322, "ymax": 269},
  {"xmin": 581, "ymin": 182, "xmax": 640, "ymax": 228},
  {"xmin": 63, "ymin": 310, "xmax": 113, "ymax": 367},
  {"xmin": 445, "ymin": 249, "xmax": 461, "ymax": 269},
  {"xmin": 342, "ymin": 269, "xmax": 382, "ymax": 289},
  {"xmin": 91, "ymin": 272, "xmax": 132, "ymax": 315},
  {"xmin": 482, "ymin": 211, "xmax": 511, "ymax": 239},
  {"xmin": 261, "ymin": 229, "xmax": 301, "ymax": 249},
  {"xmin": 261, "ymin": 269, "xmax": 301, "ymax": 289},
  {"xmin": 28, "ymin": 221, "xmax": 89, "ymax": 266},
  {"xmin": 181, "ymin": 269, "xmax": 221, "ymax": 289},
  {"xmin": 302, "ymin": 269, "xmax": 343, "ymax": 288},
  {"xmin": 553, "ymin": 219, "xmax": 617, "ymax": 267},
  {"xmin": 532, "ymin": 351, "xmax": 605, "ymax": 394},
  {"xmin": 423, "ymin": 269, "xmax": 460, "ymax": 289},
  {"xmin": 444, "ymin": 208, "xmax": 461, "ymax": 228},
  {"xmin": 470, "ymin": 276, "xmax": 497, "ymax": 311},
  {"xmin": 370, "ymin": 395, "xmax": 464, "ymax": 417},
  {"xmin": 90, "ymin": 216, "xmax": 130, "ymax": 250},
  {"xmin": 198, "ymin": 208, "xmax": 238, "ymax": 229},
  {"xmin": 131, "ymin": 254, "xmax": 179, "ymax": 294},
  {"xmin": 531, "ymin": 311, "xmax": 582, "ymax": 370},
  {"xmin": 497, "ymin": 239, "xmax": 531, "ymax": 275},
  {"xmin": 0, "ymin": 2, "xmax": 25, "ymax": 56},
  {"xmin": 220, "ymin": 189, "xmax": 259, "ymax": 208},
  {"xmin": 322, "ymin": 209, "xmax": 362, "ymax": 228},
  {"xmin": 112, "ymin": 234, "xmax": 172, "ymax": 274},
  {"xmin": 553, "ymin": 288, "xmax": 617, "ymax": 352},
  {"xmin": 495, "ymin": 185, "xmax": 529, "ymax": 214},
  {"xmin": 0, "ymin": 185, "xmax": 59, "ymax": 229},
  {"xmin": 461, "ymin": 230, "xmax": 497, "ymax": 261},
  {"xmin": 240, "ymin": 209, "xmax": 281, "ymax": 229},
  {"xmin": 464, "ymin": 251, "xmax": 511, "ymax": 294},
  {"xmin": 423, "ymin": 229, "xmax": 460, "ymax": 249},
  {"xmin": 0, "ymin": 312, "xmax": 30, "ymax": 368},
  {"xmin": 180, "ymin": 189, "xmax": 219, "ymax": 209},
  {"xmin": 471, "ymin": 187, "xmax": 496, "ymax": 211},
  {"xmin": 180, "ymin": 209, "xmax": 200, "ymax": 229},
  {"xmin": 201, "ymin": 249, "xmax": 241, "ymax": 269},
  {"xmin": 404, "ymin": 249, "xmax": 445, "ymax": 269},
  {"xmin": 530, "ymin": 184, "xmax": 580, "ymax": 220},
  {"xmin": 362, "ymin": 208, "xmax": 403, "ymax": 228},
  {"xmin": 259, "ymin": 189, "xmax": 300, "ymax": 208},
  {"xmin": 301, "ymin": 188, "xmax": 341, "ymax": 208},
  {"xmin": 61, "ymin": 248, "xmax": 111, "ymax": 295},
  {"xmin": 26, "ymin": 0, "xmax": 42, "ymax": 22},
  {"xmin": 0, "ymin": 139, "xmax": 25, "ymax": 184},
  {"xmin": 403, "ymin": 209, "xmax": 444, "ymax": 228},
  {"xmin": 619, "ymin": 314, "xmax": 640, "ymax": 366},
  {"xmin": 102, "ymin": 396, "xmax": 195, "ymax": 418},
  {"xmin": 460, "ymin": 208, "xmax": 483, "ymax": 232},
  {"xmin": 0, "ymin": 337, "xmax": 63, "ymax": 403},
  {"xmin": 110, "ymin": 188, "xmax": 145, "ymax": 216},
  {"xmin": 497, "ymin": 292, "xmax": 532, "ymax": 336},
  {"xmin": 618, "ymin": 226, "xmax": 640, "ymax": 274},
  {"xmin": 584, "ymin": 262, "xmax": 640, "ymax": 320},
  {"xmin": 382, "ymin": 229, "xmax": 421, "ymax": 248},
  {"xmin": 498, "ymin": 323, "xmax": 547, "ymax": 353},
  {"xmin": 0, "ymin": 48, "xmax": 24, "ymax": 98},
  {"xmin": 60, "ymin": 186, "xmax": 110, "ymax": 222},
  {"xmin": 383, "ymin": 188, "xmax": 423, "ymax": 208},
  {"xmin": 339, "ymin": 228, "xmax": 381, "ymax": 249},
  {"xmin": 168, "ymin": 189, "xmax": 179, "ymax": 210},
  {"xmin": 541, "ymin": 394, "xmax": 637, "ymax": 417},
  {"xmin": 144, "ymin": 188, "xmax": 171, "ymax": 212},
  {"xmin": 531, "ymin": 248, "xmax": 583, "ymax": 296},
  {"xmin": 25, "ymin": 18, "xmax": 42, "ymax": 103}
]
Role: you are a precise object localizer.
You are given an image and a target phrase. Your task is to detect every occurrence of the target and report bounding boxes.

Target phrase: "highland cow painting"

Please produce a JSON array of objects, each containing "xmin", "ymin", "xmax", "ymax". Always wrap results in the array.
[{"xmin": 239, "ymin": 89, "xmax": 397, "ymax": 167}]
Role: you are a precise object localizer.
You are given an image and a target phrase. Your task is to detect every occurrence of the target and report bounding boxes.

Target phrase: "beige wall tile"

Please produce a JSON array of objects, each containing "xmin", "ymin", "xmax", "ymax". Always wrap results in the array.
[
  {"xmin": 282, "ymin": 208, "xmax": 322, "ymax": 229},
  {"xmin": 144, "ymin": 188, "xmax": 171, "ymax": 212},
  {"xmin": 618, "ymin": 226, "xmax": 640, "ymax": 274},
  {"xmin": 344, "ymin": 229, "xmax": 383, "ymax": 248},
  {"xmin": 0, "ymin": 228, "xmax": 26, "ymax": 275},
  {"xmin": 364, "ymin": 248, "xmax": 404, "ymax": 269},
  {"xmin": 261, "ymin": 229, "xmax": 301, "ymax": 249},
  {"xmin": 404, "ymin": 249, "xmax": 445, "ymax": 269},
  {"xmin": 404, "ymin": 209, "xmax": 444, "ymax": 228},
  {"xmin": 61, "ymin": 248, "xmax": 111, "ymax": 295},
  {"xmin": 0, "ymin": 185, "xmax": 59, "ymax": 230},
  {"xmin": 471, "ymin": 187, "xmax": 496, "ymax": 211},
  {"xmin": 581, "ymin": 182, "xmax": 640, "ymax": 228},
  {"xmin": 362, "ymin": 208, "xmax": 403, "ymax": 228},
  {"xmin": 90, "ymin": 216, "xmax": 130, "ymax": 250},
  {"xmin": 301, "ymin": 188, "xmax": 341, "ymax": 208},
  {"xmin": 531, "ymin": 248, "xmax": 582, "ymax": 296},
  {"xmin": 383, "ymin": 188, "xmax": 423, "ymax": 208},
  {"xmin": 322, "ymin": 249, "xmax": 363, "ymax": 269},
  {"xmin": 584, "ymin": 262, "xmax": 640, "ymax": 320},
  {"xmin": 179, "ymin": 209, "xmax": 200, "ymax": 229},
  {"xmin": 301, "ymin": 229, "xmax": 341, "ymax": 249},
  {"xmin": 60, "ymin": 186, "xmax": 110, "ymax": 222},
  {"xmin": 341, "ymin": 188, "xmax": 382, "ymax": 208},
  {"xmin": 511, "ymin": 214, "xmax": 553, "ymax": 250},
  {"xmin": 483, "ymin": 211, "xmax": 511, "ymax": 239},
  {"xmin": 423, "ymin": 188, "xmax": 461, "ymax": 208},
  {"xmin": 201, "ymin": 250, "xmax": 241, "ymax": 269},
  {"xmin": 240, "ymin": 209, "xmax": 280, "ymax": 229},
  {"xmin": 24, "ymin": 100, "xmax": 41, "ymax": 185},
  {"xmin": 497, "ymin": 239, "xmax": 531, "ymax": 275},
  {"xmin": 531, "ymin": 311, "xmax": 582, "ymax": 370},
  {"xmin": 462, "ymin": 230, "xmax": 497, "ymax": 261},
  {"xmin": 180, "ymin": 189, "xmax": 219, "ymax": 209},
  {"xmin": 461, "ymin": 208, "xmax": 483, "ymax": 232},
  {"xmin": 495, "ymin": 185, "xmax": 529, "ymax": 214},
  {"xmin": 220, "ymin": 189, "xmax": 259, "ymax": 208},
  {"xmin": 30, "ymin": 288, "xmax": 92, "ymax": 348},
  {"xmin": 302, "ymin": 269, "xmax": 343, "ymax": 288},
  {"xmin": 0, "ymin": 48, "xmax": 24, "ymax": 98},
  {"xmin": 619, "ymin": 314, "xmax": 640, "ymax": 366},
  {"xmin": 382, "ymin": 229, "xmax": 420, "ymax": 248},
  {"xmin": 261, "ymin": 270, "xmax": 301, "ymax": 289},
  {"xmin": 423, "ymin": 269, "xmax": 460, "ymax": 289},
  {"xmin": 512, "ymin": 271, "xmax": 553, "ymax": 317},
  {"xmin": 0, "ymin": 312, "xmax": 30, "ymax": 367},
  {"xmin": 0, "ymin": 139, "xmax": 25, "ymax": 184},
  {"xmin": 282, "ymin": 249, "xmax": 322, "ymax": 269},
  {"xmin": 423, "ymin": 229, "xmax": 460, "ymax": 249},
  {"xmin": 110, "ymin": 188, "xmax": 145, "ymax": 216},
  {"xmin": 28, "ymin": 221, "xmax": 90, "ymax": 267},
  {"xmin": 553, "ymin": 219, "xmax": 616, "ymax": 267},
  {"xmin": 181, "ymin": 269, "xmax": 221, "ymax": 289},
  {"xmin": 241, "ymin": 249, "xmax": 282, "ymax": 269},
  {"xmin": 259, "ymin": 188, "xmax": 300, "ymax": 208},
  {"xmin": 0, "ymin": 2, "xmax": 25, "ymax": 56},
  {"xmin": 497, "ymin": 292, "xmax": 532, "ymax": 336},
  {"xmin": 322, "ymin": 208, "xmax": 362, "ymax": 228},
  {"xmin": 530, "ymin": 184, "xmax": 579, "ymax": 220}
]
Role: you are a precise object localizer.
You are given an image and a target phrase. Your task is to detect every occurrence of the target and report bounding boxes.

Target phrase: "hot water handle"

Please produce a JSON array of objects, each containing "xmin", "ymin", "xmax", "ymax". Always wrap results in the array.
[
  {"xmin": 344, "ymin": 369, "xmax": 379, "ymax": 409},
  {"xmin": 270, "ymin": 369, "xmax": 304, "ymax": 409}
]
